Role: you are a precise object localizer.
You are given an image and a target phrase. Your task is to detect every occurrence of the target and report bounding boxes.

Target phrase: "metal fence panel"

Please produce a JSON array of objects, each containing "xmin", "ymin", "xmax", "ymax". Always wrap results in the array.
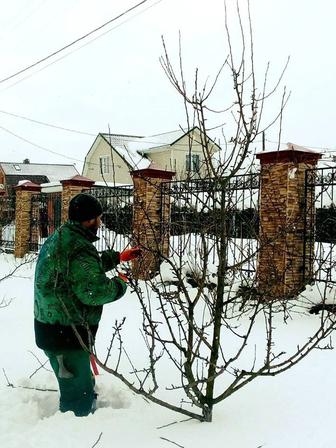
[
  {"xmin": 89, "ymin": 186, "xmax": 133, "ymax": 253},
  {"xmin": 305, "ymin": 167, "xmax": 336, "ymax": 283},
  {"xmin": 0, "ymin": 194, "xmax": 16, "ymax": 252},
  {"xmin": 29, "ymin": 192, "xmax": 62, "ymax": 252},
  {"xmin": 161, "ymin": 173, "xmax": 260, "ymax": 278}
]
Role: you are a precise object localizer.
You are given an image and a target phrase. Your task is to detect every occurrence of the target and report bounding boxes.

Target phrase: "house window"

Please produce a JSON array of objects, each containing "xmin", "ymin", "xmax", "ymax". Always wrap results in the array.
[
  {"xmin": 99, "ymin": 156, "xmax": 110, "ymax": 174},
  {"xmin": 186, "ymin": 154, "xmax": 200, "ymax": 172}
]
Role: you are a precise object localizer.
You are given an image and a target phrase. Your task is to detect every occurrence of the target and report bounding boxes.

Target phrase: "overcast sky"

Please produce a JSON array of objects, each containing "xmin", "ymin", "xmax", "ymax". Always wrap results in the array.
[{"xmin": 0, "ymin": 0, "xmax": 335, "ymax": 172}]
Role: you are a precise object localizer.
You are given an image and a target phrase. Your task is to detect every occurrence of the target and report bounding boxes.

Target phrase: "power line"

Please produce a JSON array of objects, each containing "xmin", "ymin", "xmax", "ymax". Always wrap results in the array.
[
  {"xmin": 0, "ymin": 108, "xmax": 190, "ymax": 145},
  {"xmin": 0, "ymin": 110, "xmax": 96, "ymax": 136},
  {"xmin": 0, "ymin": 108, "xmax": 224, "ymax": 147},
  {"xmin": 1, "ymin": 108, "xmax": 335, "ymax": 153},
  {"xmin": 0, "ymin": 124, "xmax": 84, "ymax": 163},
  {"xmin": 0, "ymin": 123, "xmax": 144, "ymax": 168},
  {"xmin": 0, "ymin": 0, "xmax": 164, "ymax": 92},
  {"xmin": 0, "ymin": 119, "xmax": 334, "ymax": 170},
  {"xmin": 0, "ymin": 0, "xmax": 153, "ymax": 85}
]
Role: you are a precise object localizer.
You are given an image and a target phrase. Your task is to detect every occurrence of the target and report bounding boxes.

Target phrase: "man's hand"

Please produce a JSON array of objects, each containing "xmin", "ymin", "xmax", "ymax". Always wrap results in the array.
[{"xmin": 120, "ymin": 247, "xmax": 142, "ymax": 262}]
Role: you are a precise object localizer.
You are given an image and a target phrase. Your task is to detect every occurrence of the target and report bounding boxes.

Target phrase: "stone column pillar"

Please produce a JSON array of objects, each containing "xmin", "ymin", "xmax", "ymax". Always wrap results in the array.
[
  {"xmin": 131, "ymin": 166, "xmax": 175, "ymax": 280},
  {"xmin": 0, "ymin": 188, "xmax": 5, "ymax": 243},
  {"xmin": 60, "ymin": 175, "xmax": 95, "ymax": 223},
  {"xmin": 14, "ymin": 181, "xmax": 41, "ymax": 258},
  {"xmin": 256, "ymin": 144, "xmax": 321, "ymax": 299}
]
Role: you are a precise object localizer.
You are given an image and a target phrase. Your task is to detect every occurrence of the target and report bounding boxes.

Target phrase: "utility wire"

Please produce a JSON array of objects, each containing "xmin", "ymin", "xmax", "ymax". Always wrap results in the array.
[
  {"xmin": 0, "ymin": 0, "xmax": 152, "ymax": 85},
  {"xmin": 0, "ymin": 109, "xmax": 196, "ymax": 145},
  {"xmin": 0, "ymin": 118, "xmax": 222, "ymax": 149},
  {"xmin": 0, "ymin": 108, "xmax": 226, "ymax": 147},
  {"xmin": 0, "ymin": 110, "xmax": 95, "ymax": 136},
  {"xmin": 1, "ymin": 108, "xmax": 335, "ymax": 153},
  {"xmin": 0, "ymin": 120, "xmax": 334, "ymax": 169},
  {"xmin": 0, "ymin": 124, "xmax": 84, "ymax": 163},
  {"xmin": 0, "ymin": 0, "xmax": 164, "ymax": 92},
  {"xmin": 1, "ymin": 107, "xmax": 335, "ymax": 154},
  {"xmin": 0, "ymin": 123, "xmax": 146, "ymax": 168}
]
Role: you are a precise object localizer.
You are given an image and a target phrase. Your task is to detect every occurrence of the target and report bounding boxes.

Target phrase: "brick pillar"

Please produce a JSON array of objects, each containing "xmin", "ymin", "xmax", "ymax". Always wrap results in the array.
[
  {"xmin": 0, "ymin": 188, "xmax": 5, "ymax": 243},
  {"xmin": 256, "ymin": 144, "xmax": 321, "ymax": 299},
  {"xmin": 131, "ymin": 166, "xmax": 175, "ymax": 280},
  {"xmin": 14, "ymin": 181, "xmax": 41, "ymax": 258},
  {"xmin": 60, "ymin": 175, "xmax": 95, "ymax": 223}
]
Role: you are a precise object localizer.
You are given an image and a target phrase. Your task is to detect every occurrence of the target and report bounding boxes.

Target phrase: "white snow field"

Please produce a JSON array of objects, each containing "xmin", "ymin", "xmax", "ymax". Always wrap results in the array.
[{"xmin": 1, "ymin": 253, "xmax": 336, "ymax": 448}]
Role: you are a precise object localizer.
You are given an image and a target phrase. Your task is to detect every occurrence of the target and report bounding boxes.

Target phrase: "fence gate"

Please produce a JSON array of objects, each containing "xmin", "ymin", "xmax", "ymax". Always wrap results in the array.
[
  {"xmin": 304, "ymin": 166, "xmax": 336, "ymax": 283},
  {"xmin": 161, "ymin": 173, "xmax": 260, "ymax": 279},
  {"xmin": 0, "ymin": 194, "xmax": 16, "ymax": 252},
  {"xmin": 29, "ymin": 192, "xmax": 62, "ymax": 252}
]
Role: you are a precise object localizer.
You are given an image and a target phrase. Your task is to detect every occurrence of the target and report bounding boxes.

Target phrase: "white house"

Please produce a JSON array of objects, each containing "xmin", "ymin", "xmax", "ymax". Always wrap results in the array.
[{"xmin": 82, "ymin": 127, "xmax": 221, "ymax": 184}]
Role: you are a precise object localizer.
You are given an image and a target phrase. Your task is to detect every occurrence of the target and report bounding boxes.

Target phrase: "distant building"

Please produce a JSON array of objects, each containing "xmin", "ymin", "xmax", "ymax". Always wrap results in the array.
[
  {"xmin": 0, "ymin": 162, "xmax": 79, "ymax": 195},
  {"xmin": 82, "ymin": 127, "xmax": 221, "ymax": 184}
]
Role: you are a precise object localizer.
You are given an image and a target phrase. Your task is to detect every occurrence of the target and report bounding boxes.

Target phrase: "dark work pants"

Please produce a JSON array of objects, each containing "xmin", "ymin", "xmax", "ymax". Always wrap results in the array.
[{"xmin": 45, "ymin": 349, "xmax": 95, "ymax": 417}]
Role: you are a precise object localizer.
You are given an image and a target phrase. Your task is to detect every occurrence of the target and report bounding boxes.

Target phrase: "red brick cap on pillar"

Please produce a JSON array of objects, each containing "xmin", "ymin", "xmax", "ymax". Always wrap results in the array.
[
  {"xmin": 256, "ymin": 142, "xmax": 322, "ymax": 164},
  {"xmin": 60, "ymin": 174, "xmax": 95, "ymax": 188},
  {"xmin": 14, "ymin": 180, "xmax": 41, "ymax": 192},
  {"xmin": 131, "ymin": 162, "xmax": 175, "ymax": 180}
]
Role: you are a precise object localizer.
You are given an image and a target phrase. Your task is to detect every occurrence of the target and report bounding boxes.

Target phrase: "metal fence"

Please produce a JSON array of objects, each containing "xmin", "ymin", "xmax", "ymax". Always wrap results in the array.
[
  {"xmin": 14, "ymin": 166, "xmax": 335, "ymax": 286},
  {"xmin": 26, "ymin": 187, "xmax": 133, "ymax": 254},
  {"xmin": 0, "ymin": 194, "xmax": 16, "ymax": 252},
  {"xmin": 305, "ymin": 166, "xmax": 336, "ymax": 283},
  {"xmin": 90, "ymin": 185, "xmax": 133, "ymax": 253},
  {"xmin": 161, "ymin": 173, "xmax": 260, "ymax": 278},
  {"xmin": 29, "ymin": 192, "xmax": 62, "ymax": 251}
]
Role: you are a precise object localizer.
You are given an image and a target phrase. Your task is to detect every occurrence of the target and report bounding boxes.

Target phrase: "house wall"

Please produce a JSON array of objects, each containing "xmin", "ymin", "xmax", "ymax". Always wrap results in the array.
[
  {"xmin": 172, "ymin": 132, "xmax": 202, "ymax": 179},
  {"xmin": 83, "ymin": 129, "xmax": 220, "ymax": 183},
  {"xmin": 83, "ymin": 138, "xmax": 132, "ymax": 184},
  {"xmin": 154, "ymin": 132, "xmax": 215, "ymax": 180},
  {"xmin": 146, "ymin": 147, "xmax": 174, "ymax": 171}
]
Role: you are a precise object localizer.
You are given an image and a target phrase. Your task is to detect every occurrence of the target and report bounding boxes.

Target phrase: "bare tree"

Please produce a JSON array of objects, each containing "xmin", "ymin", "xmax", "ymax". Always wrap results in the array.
[
  {"xmin": 93, "ymin": 1, "xmax": 336, "ymax": 423},
  {"xmin": 49, "ymin": 1, "xmax": 336, "ymax": 423}
]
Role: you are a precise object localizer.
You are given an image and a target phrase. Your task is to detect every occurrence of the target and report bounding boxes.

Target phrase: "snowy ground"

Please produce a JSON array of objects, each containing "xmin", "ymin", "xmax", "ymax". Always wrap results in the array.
[{"xmin": 1, "ymin": 253, "xmax": 336, "ymax": 448}]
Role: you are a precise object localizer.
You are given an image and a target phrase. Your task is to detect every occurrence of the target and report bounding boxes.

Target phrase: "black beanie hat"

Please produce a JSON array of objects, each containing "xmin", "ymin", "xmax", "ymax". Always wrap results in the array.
[{"xmin": 68, "ymin": 193, "xmax": 103, "ymax": 222}]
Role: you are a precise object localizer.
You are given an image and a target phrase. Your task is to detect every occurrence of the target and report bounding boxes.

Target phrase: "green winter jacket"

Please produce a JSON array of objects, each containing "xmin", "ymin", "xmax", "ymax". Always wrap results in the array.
[{"xmin": 34, "ymin": 221, "xmax": 127, "ymax": 350}]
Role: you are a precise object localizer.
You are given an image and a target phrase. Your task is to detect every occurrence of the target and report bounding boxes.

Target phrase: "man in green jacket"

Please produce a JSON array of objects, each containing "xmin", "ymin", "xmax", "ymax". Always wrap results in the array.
[{"xmin": 34, "ymin": 193, "xmax": 140, "ymax": 416}]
